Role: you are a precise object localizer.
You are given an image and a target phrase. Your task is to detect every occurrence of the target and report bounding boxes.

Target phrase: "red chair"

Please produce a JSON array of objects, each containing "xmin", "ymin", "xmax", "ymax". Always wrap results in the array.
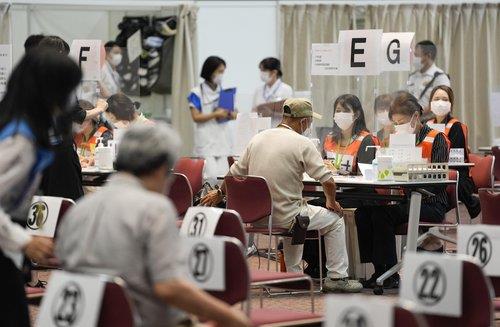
[
  {"xmin": 166, "ymin": 173, "xmax": 193, "ymax": 217},
  {"xmin": 422, "ymin": 257, "xmax": 494, "ymax": 327},
  {"xmin": 210, "ymin": 237, "xmax": 322, "ymax": 326},
  {"xmin": 174, "ymin": 157, "xmax": 205, "ymax": 195},
  {"xmin": 98, "ymin": 277, "xmax": 137, "ymax": 327},
  {"xmin": 492, "ymin": 146, "xmax": 500, "ymax": 187},
  {"xmin": 394, "ymin": 305, "xmax": 427, "ymax": 327},
  {"xmin": 478, "ymin": 188, "xmax": 500, "ymax": 225},
  {"xmin": 469, "ymin": 154, "xmax": 495, "ymax": 191}
]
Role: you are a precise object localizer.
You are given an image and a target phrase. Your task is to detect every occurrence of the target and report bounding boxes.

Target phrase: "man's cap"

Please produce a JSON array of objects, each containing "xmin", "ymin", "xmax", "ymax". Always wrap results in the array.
[{"xmin": 282, "ymin": 98, "xmax": 322, "ymax": 119}]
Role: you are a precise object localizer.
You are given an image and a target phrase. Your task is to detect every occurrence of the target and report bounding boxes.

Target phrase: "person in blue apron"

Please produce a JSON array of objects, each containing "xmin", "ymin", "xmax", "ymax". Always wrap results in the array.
[
  {"xmin": 188, "ymin": 56, "xmax": 236, "ymax": 185},
  {"xmin": 0, "ymin": 49, "xmax": 82, "ymax": 327}
]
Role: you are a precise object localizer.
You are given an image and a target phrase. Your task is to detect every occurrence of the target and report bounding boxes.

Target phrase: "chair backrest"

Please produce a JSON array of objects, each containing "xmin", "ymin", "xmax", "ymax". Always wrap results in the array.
[
  {"xmin": 225, "ymin": 175, "xmax": 272, "ymax": 224},
  {"xmin": 53, "ymin": 198, "xmax": 75, "ymax": 239},
  {"xmin": 208, "ymin": 237, "xmax": 249, "ymax": 308},
  {"xmin": 167, "ymin": 173, "xmax": 193, "ymax": 217},
  {"xmin": 478, "ymin": 188, "xmax": 500, "ymax": 225},
  {"xmin": 98, "ymin": 278, "xmax": 136, "ymax": 327},
  {"xmin": 492, "ymin": 146, "xmax": 500, "ymax": 181},
  {"xmin": 213, "ymin": 209, "xmax": 247, "ymax": 246},
  {"xmin": 469, "ymin": 154, "xmax": 495, "ymax": 190},
  {"xmin": 395, "ymin": 305, "xmax": 428, "ymax": 327},
  {"xmin": 174, "ymin": 157, "xmax": 205, "ymax": 195},
  {"xmin": 423, "ymin": 258, "xmax": 493, "ymax": 327}
]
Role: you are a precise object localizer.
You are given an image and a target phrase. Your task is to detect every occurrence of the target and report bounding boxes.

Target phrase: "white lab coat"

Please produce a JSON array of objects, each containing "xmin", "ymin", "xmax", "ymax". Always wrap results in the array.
[
  {"xmin": 252, "ymin": 79, "xmax": 294, "ymax": 108},
  {"xmin": 188, "ymin": 82, "xmax": 231, "ymax": 184},
  {"xmin": 101, "ymin": 61, "xmax": 121, "ymax": 97}
]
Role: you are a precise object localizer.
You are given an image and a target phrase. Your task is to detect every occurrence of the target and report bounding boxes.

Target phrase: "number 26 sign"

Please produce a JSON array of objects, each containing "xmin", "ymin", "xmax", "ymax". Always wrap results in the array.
[{"xmin": 457, "ymin": 225, "xmax": 500, "ymax": 276}]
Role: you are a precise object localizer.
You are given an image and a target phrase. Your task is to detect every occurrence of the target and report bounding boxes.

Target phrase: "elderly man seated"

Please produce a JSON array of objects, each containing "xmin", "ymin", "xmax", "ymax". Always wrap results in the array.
[
  {"xmin": 202, "ymin": 98, "xmax": 362, "ymax": 293},
  {"xmin": 56, "ymin": 123, "xmax": 249, "ymax": 327}
]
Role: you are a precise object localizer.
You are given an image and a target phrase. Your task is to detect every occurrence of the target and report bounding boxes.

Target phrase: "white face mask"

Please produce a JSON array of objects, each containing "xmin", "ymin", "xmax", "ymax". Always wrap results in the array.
[
  {"xmin": 413, "ymin": 56, "xmax": 423, "ymax": 71},
  {"xmin": 334, "ymin": 112, "xmax": 354, "ymax": 131},
  {"xmin": 260, "ymin": 71, "xmax": 272, "ymax": 83},
  {"xmin": 430, "ymin": 100, "xmax": 452, "ymax": 116},
  {"xmin": 394, "ymin": 114, "xmax": 417, "ymax": 135},
  {"xmin": 212, "ymin": 73, "xmax": 223, "ymax": 85},
  {"xmin": 300, "ymin": 118, "xmax": 313, "ymax": 137},
  {"xmin": 376, "ymin": 111, "xmax": 391, "ymax": 127},
  {"xmin": 110, "ymin": 53, "xmax": 122, "ymax": 66}
]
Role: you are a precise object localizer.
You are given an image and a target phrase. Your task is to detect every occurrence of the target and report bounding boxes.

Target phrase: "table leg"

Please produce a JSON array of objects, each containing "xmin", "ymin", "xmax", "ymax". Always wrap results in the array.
[{"xmin": 405, "ymin": 191, "xmax": 422, "ymax": 253}]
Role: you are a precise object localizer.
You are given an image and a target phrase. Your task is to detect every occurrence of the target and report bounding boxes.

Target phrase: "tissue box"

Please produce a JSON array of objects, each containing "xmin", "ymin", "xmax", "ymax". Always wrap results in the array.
[{"xmin": 377, "ymin": 156, "xmax": 394, "ymax": 181}]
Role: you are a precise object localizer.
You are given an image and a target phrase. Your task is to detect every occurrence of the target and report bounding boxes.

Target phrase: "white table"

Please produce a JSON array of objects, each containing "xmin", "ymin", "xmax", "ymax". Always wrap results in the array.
[{"xmin": 82, "ymin": 168, "xmax": 115, "ymax": 186}]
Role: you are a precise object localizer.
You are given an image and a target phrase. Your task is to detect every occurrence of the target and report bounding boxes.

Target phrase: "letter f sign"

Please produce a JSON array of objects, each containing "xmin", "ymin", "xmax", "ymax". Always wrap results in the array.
[{"xmin": 78, "ymin": 46, "xmax": 91, "ymax": 70}]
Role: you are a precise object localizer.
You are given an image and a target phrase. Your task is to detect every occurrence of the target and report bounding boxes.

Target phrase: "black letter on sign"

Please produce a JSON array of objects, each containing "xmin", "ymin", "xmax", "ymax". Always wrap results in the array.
[
  {"xmin": 78, "ymin": 47, "xmax": 91, "ymax": 69},
  {"xmin": 351, "ymin": 38, "xmax": 366, "ymax": 68},
  {"xmin": 387, "ymin": 39, "xmax": 401, "ymax": 64}
]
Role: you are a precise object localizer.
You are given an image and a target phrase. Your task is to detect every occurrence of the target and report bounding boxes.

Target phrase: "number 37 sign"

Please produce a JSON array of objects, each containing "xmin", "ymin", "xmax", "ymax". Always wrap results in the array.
[{"xmin": 457, "ymin": 224, "xmax": 500, "ymax": 276}]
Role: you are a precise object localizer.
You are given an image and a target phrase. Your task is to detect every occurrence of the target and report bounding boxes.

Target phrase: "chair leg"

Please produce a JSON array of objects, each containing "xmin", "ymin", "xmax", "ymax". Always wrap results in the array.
[
  {"xmin": 275, "ymin": 236, "xmax": 279, "ymax": 272},
  {"xmin": 267, "ymin": 232, "xmax": 272, "ymax": 271},
  {"xmin": 317, "ymin": 231, "xmax": 323, "ymax": 291},
  {"xmin": 376, "ymin": 261, "xmax": 403, "ymax": 287}
]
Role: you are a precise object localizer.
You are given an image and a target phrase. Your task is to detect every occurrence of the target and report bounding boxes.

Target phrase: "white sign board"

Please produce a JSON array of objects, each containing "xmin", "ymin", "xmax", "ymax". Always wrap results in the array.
[
  {"xmin": 127, "ymin": 30, "xmax": 142, "ymax": 61},
  {"xmin": 325, "ymin": 153, "xmax": 355, "ymax": 173},
  {"xmin": 70, "ymin": 40, "xmax": 102, "ymax": 81},
  {"xmin": 380, "ymin": 32, "xmax": 415, "ymax": 72},
  {"xmin": 37, "ymin": 271, "xmax": 105, "ymax": 327},
  {"xmin": 338, "ymin": 29, "xmax": 383, "ymax": 76},
  {"xmin": 389, "ymin": 133, "xmax": 416, "ymax": 148},
  {"xmin": 458, "ymin": 225, "xmax": 500, "ymax": 276},
  {"xmin": 311, "ymin": 43, "xmax": 340, "ymax": 76},
  {"xmin": 180, "ymin": 207, "xmax": 223, "ymax": 237},
  {"xmin": 183, "ymin": 236, "xmax": 225, "ymax": 291},
  {"xmin": 26, "ymin": 196, "xmax": 63, "ymax": 238},
  {"xmin": 400, "ymin": 252, "xmax": 462, "ymax": 317},
  {"xmin": 0, "ymin": 44, "xmax": 12, "ymax": 99},
  {"xmin": 325, "ymin": 295, "xmax": 394, "ymax": 327}
]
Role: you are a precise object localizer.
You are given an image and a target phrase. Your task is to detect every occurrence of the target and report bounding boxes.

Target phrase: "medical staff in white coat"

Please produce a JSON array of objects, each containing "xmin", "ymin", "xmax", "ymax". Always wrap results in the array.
[
  {"xmin": 100, "ymin": 41, "xmax": 123, "ymax": 98},
  {"xmin": 188, "ymin": 56, "xmax": 236, "ymax": 184},
  {"xmin": 252, "ymin": 57, "xmax": 293, "ymax": 109}
]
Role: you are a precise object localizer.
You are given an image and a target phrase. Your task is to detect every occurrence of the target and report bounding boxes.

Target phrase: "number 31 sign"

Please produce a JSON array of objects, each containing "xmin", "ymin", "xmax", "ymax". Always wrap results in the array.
[{"xmin": 458, "ymin": 225, "xmax": 500, "ymax": 276}]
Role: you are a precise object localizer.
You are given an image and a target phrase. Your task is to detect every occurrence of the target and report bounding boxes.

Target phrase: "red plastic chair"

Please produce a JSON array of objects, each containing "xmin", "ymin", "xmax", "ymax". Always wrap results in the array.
[
  {"xmin": 478, "ymin": 188, "xmax": 500, "ymax": 225},
  {"xmin": 174, "ymin": 157, "xmax": 205, "ymax": 195},
  {"xmin": 98, "ymin": 277, "xmax": 137, "ymax": 327},
  {"xmin": 492, "ymin": 146, "xmax": 500, "ymax": 187},
  {"xmin": 422, "ymin": 257, "xmax": 494, "ymax": 327},
  {"xmin": 394, "ymin": 305, "xmax": 427, "ymax": 327},
  {"xmin": 166, "ymin": 173, "xmax": 193, "ymax": 217},
  {"xmin": 469, "ymin": 154, "xmax": 495, "ymax": 191},
  {"xmin": 210, "ymin": 237, "xmax": 322, "ymax": 326}
]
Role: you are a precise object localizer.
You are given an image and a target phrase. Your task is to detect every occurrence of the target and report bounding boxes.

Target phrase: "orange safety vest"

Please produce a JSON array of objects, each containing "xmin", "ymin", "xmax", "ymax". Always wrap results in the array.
[
  {"xmin": 75, "ymin": 126, "xmax": 110, "ymax": 156},
  {"xmin": 323, "ymin": 130, "xmax": 380, "ymax": 172},
  {"xmin": 417, "ymin": 129, "xmax": 450, "ymax": 161},
  {"xmin": 427, "ymin": 117, "xmax": 470, "ymax": 155}
]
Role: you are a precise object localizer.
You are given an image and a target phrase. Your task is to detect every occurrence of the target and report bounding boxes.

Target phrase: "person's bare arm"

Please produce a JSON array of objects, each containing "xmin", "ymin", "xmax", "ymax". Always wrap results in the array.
[
  {"xmin": 321, "ymin": 177, "xmax": 342, "ymax": 214},
  {"xmin": 190, "ymin": 107, "xmax": 228, "ymax": 123},
  {"xmin": 84, "ymin": 99, "xmax": 108, "ymax": 121},
  {"xmin": 154, "ymin": 279, "xmax": 250, "ymax": 327}
]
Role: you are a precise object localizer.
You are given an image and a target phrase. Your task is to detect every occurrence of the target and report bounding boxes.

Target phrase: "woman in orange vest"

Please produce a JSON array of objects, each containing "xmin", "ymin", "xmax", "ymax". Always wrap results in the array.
[
  {"xmin": 373, "ymin": 94, "xmax": 394, "ymax": 147},
  {"xmin": 74, "ymin": 100, "xmax": 113, "ymax": 167},
  {"xmin": 427, "ymin": 85, "xmax": 480, "ymax": 218},
  {"xmin": 323, "ymin": 94, "xmax": 379, "ymax": 175},
  {"xmin": 355, "ymin": 91, "xmax": 450, "ymax": 289}
]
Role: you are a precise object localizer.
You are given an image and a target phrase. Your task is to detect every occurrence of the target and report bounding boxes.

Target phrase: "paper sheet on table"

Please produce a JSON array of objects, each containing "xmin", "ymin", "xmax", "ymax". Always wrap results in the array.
[
  {"xmin": 389, "ymin": 133, "xmax": 415, "ymax": 147},
  {"xmin": 357, "ymin": 163, "xmax": 373, "ymax": 177}
]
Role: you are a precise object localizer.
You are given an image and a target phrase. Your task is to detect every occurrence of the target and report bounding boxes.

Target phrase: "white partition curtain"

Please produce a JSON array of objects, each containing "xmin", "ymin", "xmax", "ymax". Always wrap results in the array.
[
  {"xmin": 0, "ymin": 4, "xmax": 10, "ymax": 44},
  {"xmin": 279, "ymin": 3, "xmax": 500, "ymax": 150},
  {"xmin": 171, "ymin": 4, "xmax": 198, "ymax": 156}
]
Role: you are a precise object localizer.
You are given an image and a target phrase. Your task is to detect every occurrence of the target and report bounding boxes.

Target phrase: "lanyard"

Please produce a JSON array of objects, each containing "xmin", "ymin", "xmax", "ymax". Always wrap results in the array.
[{"xmin": 263, "ymin": 80, "xmax": 282, "ymax": 102}]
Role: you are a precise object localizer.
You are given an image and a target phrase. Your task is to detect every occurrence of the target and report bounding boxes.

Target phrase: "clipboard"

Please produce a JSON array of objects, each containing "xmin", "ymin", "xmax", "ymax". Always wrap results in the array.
[{"xmin": 217, "ymin": 88, "xmax": 236, "ymax": 123}]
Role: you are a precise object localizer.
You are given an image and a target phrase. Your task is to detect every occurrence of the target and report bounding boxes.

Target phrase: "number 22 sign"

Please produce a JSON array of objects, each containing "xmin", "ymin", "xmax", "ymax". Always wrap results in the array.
[{"xmin": 458, "ymin": 225, "xmax": 500, "ymax": 276}]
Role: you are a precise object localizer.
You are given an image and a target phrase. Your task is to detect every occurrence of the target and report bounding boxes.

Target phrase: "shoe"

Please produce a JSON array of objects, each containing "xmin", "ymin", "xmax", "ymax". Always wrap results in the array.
[
  {"xmin": 246, "ymin": 244, "xmax": 258, "ymax": 257},
  {"xmin": 304, "ymin": 264, "xmax": 328, "ymax": 279},
  {"xmin": 362, "ymin": 273, "xmax": 399, "ymax": 289},
  {"xmin": 361, "ymin": 274, "xmax": 379, "ymax": 289},
  {"xmin": 323, "ymin": 277, "xmax": 363, "ymax": 293},
  {"xmin": 467, "ymin": 200, "xmax": 481, "ymax": 219}
]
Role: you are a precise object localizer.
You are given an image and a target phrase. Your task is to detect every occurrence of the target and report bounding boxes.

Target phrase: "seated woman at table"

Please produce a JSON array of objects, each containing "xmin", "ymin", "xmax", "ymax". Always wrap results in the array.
[
  {"xmin": 323, "ymin": 94, "xmax": 379, "ymax": 175},
  {"xmin": 426, "ymin": 85, "xmax": 480, "ymax": 218},
  {"xmin": 374, "ymin": 94, "xmax": 394, "ymax": 147},
  {"xmin": 74, "ymin": 100, "xmax": 113, "ymax": 168},
  {"xmin": 104, "ymin": 93, "xmax": 153, "ymax": 129},
  {"xmin": 354, "ymin": 91, "xmax": 449, "ymax": 289}
]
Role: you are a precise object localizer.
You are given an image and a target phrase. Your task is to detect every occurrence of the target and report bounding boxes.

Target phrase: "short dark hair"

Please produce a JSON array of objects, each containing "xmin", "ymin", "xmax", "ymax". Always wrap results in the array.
[
  {"xmin": 104, "ymin": 41, "xmax": 120, "ymax": 54},
  {"xmin": 38, "ymin": 36, "xmax": 70, "ymax": 55},
  {"xmin": 416, "ymin": 40, "xmax": 437, "ymax": 60},
  {"xmin": 389, "ymin": 91, "xmax": 423, "ymax": 119},
  {"xmin": 429, "ymin": 85, "xmax": 455, "ymax": 113},
  {"xmin": 259, "ymin": 57, "xmax": 283, "ymax": 78},
  {"xmin": 24, "ymin": 34, "xmax": 45, "ymax": 52},
  {"xmin": 331, "ymin": 94, "xmax": 369, "ymax": 142},
  {"xmin": 374, "ymin": 94, "xmax": 393, "ymax": 112},
  {"xmin": 200, "ymin": 56, "xmax": 226, "ymax": 81},
  {"xmin": 107, "ymin": 93, "xmax": 136, "ymax": 121}
]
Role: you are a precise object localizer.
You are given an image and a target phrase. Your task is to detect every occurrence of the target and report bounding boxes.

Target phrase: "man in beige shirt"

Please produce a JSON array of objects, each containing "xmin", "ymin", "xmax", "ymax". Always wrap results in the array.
[{"xmin": 202, "ymin": 98, "xmax": 362, "ymax": 293}]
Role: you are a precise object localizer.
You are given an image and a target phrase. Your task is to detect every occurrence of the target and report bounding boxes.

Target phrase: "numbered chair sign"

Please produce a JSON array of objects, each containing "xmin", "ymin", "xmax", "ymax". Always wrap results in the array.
[
  {"xmin": 458, "ymin": 225, "xmax": 500, "ymax": 276},
  {"xmin": 37, "ymin": 271, "xmax": 105, "ymax": 327},
  {"xmin": 180, "ymin": 207, "xmax": 223, "ymax": 237},
  {"xmin": 183, "ymin": 236, "xmax": 225, "ymax": 291},
  {"xmin": 325, "ymin": 295, "xmax": 394, "ymax": 327},
  {"xmin": 400, "ymin": 252, "xmax": 462, "ymax": 317},
  {"xmin": 26, "ymin": 196, "xmax": 63, "ymax": 238}
]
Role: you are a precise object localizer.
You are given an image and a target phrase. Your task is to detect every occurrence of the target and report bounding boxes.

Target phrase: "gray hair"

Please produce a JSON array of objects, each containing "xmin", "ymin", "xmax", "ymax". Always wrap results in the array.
[{"xmin": 115, "ymin": 122, "xmax": 181, "ymax": 176}]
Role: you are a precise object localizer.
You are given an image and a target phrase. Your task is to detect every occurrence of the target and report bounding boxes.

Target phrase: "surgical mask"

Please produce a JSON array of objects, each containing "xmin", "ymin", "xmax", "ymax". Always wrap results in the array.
[
  {"xmin": 430, "ymin": 100, "xmax": 451, "ymax": 116},
  {"xmin": 300, "ymin": 119, "xmax": 313, "ymax": 137},
  {"xmin": 110, "ymin": 54, "xmax": 122, "ymax": 66},
  {"xmin": 376, "ymin": 111, "xmax": 391, "ymax": 127},
  {"xmin": 212, "ymin": 73, "xmax": 223, "ymax": 85},
  {"xmin": 260, "ymin": 71, "xmax": 272, "ymax": 83},
  {"xmin": 334, "ymin": 112, "xmax": 354, "ymax": 131},
  {"xmin": 413, "ymin": 56, "xmax": 423, "ymax": 71},
  {"xmin": 394, "ymin": 114, "xmax": 417, "ymax": 135}
]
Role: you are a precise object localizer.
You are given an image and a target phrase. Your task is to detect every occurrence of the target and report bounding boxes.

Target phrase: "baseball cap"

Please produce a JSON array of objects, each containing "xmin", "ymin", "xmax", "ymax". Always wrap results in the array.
[{"xmin": 282, "ymin": 98, "xmax": 322, "ymax": 119}]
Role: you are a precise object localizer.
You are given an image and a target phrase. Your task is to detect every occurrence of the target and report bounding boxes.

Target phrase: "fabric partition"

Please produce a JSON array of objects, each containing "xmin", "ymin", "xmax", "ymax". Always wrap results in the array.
[
  {"xmin": 279, "ymin": 3, "xmax": 500, "ymax": 150},
  {"xmin": 0, "ymin": 4, "xmax": 10, "ymax": 44},
  {"xmin": 171, "ymin": 4, "xmax": 198, "ymax": 156}
]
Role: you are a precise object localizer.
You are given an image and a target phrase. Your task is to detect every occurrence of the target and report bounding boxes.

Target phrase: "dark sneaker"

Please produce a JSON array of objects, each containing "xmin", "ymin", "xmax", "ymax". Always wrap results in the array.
[{"xmin": 323, "ymin": 278, "xmax": 363, "ymax": 293}]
